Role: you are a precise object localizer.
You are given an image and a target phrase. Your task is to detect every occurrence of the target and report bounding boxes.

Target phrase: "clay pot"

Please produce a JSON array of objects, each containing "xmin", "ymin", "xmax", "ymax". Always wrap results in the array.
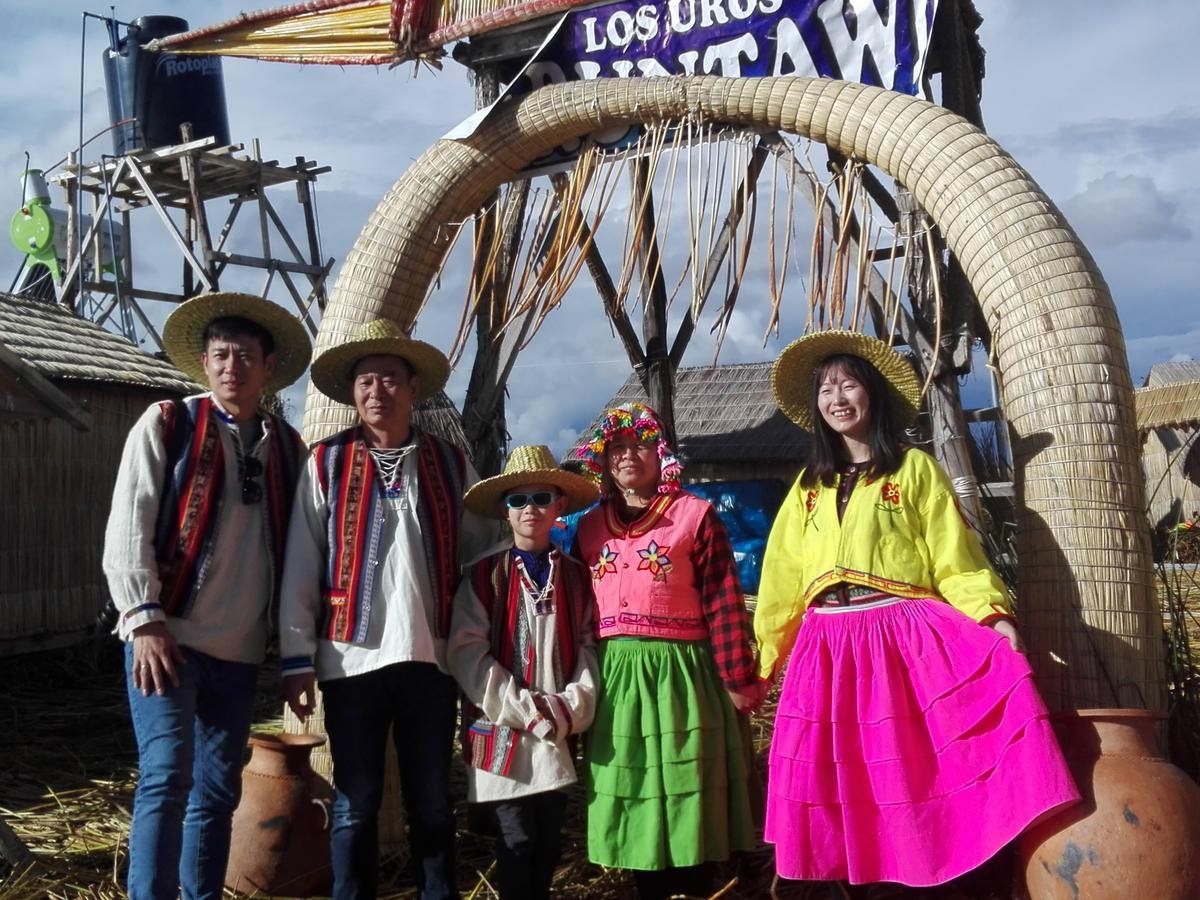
[
  {"xmin": 1021, "ymin": 709, "xmax": 1200, "ymax": 899},
  {"xmin": 225, "ymin": 732, "xmax": 335, "ymax": 897}
]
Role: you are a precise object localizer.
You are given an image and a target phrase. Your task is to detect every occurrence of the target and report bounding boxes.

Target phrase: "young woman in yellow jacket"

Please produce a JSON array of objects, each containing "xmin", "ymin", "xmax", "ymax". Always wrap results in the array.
[{"xmin": 756, "ymin": 330, "xmax": 1079, "ymax": 889}]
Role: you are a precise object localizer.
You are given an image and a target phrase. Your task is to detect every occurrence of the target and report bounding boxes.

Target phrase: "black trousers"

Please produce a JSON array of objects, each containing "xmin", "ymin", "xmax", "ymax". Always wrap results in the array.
[
  {"xmin": 485, "ymin": 790, "xmax": 568, "ymax": 900},
  {"xmin": 322, "ymin": 662, "xmax": 460, "ymax": 900}
]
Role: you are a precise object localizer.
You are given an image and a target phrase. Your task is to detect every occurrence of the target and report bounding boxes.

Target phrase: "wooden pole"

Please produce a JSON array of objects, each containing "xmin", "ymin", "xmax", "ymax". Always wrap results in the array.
[
  {"xmin": 897, "ymin": 190, "xmax": 985, "ymax": 531},
  {"xmin": 295, "ymin": 155, "xmax": 328, "ymax": 311},
  {"xmin": 629, "ymin": 157, "xmax": 676, "ymax": 445},
  {"xmin": 181, "ymin": 122, "xmax": 218, "ymax": 291},
  {"xmin": 459, "ymin": 65, "xmax": 513, "ymax": 475}
]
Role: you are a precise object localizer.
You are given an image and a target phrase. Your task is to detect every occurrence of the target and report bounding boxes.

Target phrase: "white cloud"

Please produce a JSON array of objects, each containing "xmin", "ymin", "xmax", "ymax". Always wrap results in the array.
[
  {"xmin": 5, "ymin": 1, "xmax": 1200, "ymax": 458},
  {"xmin": 1061, "ymin": 172, "xmax": 1191, "ymax": 247}
]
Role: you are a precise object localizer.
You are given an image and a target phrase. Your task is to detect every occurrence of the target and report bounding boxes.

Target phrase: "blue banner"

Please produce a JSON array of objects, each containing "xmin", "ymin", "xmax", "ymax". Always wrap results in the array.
[
  {"xmin": 518, "ymin": 0, "xmax": 938, "ymax": 93},
  {"xmin": 448, "ymin": 0, "xmax": 939, "ymax": 172}
]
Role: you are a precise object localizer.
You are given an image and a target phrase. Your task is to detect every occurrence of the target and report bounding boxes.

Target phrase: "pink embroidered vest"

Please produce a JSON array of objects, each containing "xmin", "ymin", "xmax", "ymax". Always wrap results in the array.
[{"xmin": 575, "ymin": 491, "xmax": 710, "ymax": 641}]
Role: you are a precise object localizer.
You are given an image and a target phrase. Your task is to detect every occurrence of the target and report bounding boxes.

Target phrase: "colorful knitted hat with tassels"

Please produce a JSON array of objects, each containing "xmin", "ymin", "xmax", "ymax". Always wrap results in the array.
[{"xmin": 575, "ymin": 402, "xmax": 682, "ymax": 495}]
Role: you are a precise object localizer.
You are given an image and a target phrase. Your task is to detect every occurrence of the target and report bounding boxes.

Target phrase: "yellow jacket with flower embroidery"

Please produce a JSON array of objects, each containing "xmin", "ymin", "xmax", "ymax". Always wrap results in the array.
[{"xmin": 754, "ymin": 447, "xmax": 1011, "ymax": 680}]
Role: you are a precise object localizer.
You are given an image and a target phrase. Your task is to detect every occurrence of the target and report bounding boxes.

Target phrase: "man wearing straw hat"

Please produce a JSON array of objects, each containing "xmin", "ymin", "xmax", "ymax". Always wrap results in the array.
[
  {"xmin": 279, "ymin": 319, "xmax": 497, "ymax": 900},
  {"xmin": 102, "ymin": 292, "xmax": 311, "ymax": 900}
]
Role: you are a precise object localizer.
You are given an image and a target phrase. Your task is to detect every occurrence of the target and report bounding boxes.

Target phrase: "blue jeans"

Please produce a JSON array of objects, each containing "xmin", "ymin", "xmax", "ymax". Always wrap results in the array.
[
  {"xmin": 322, "ymin": 661, "xmax": 459, "ymax": 900},
  {"xmin": 124, "ymin": 644, "xmax": 257, "ymax": 900}
]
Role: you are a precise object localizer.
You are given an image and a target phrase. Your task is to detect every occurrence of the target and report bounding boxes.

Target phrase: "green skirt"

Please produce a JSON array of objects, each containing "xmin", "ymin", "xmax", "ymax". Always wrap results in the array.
[{"xmin": 586, "ymin": 638, "xmax": 756, "ymax": 870}]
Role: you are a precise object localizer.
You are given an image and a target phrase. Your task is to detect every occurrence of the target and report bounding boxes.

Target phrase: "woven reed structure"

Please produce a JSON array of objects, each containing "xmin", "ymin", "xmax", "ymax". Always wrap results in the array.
[
  {"xmin": 305, "ymin": 76, "xmax": 1163, "ymax": 711},
  {"xmin": 0, "ymin": 293, "xmax": 194, "ymax": 655}
]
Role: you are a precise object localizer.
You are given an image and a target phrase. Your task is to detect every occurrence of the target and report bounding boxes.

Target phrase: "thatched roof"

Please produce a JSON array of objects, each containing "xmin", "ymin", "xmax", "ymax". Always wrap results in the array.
[
  {"xmin": 570, "ymin": 362, "xmax": 809, "ymax": 465},
  {"xmin": 1136, "ymin": 361, "xmax": 1200, "ymax": 433},
  {"xmin": 414, "ymin": 390, "xmax": 469, "ymax": 451},
  {"xmin": 0, "ymin": 293, "xmax": 194, "ymax": 394}
]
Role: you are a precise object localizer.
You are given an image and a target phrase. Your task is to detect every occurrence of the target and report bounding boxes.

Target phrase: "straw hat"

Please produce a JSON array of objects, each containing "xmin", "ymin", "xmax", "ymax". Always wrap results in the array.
[
  {"xmin": 310, "ymin": 319, "xmax": 450, "ymax": 405},
  {"xmin": 161, "ymin": 292, "xmax": 312, "ymax": 392},
  {"xmin": 772, "ymin": 330, "xmax": 922, "ymax": 430},
  {"xmin": 465, "ymin": 445, "xmax": 599, "ymax": 519}
]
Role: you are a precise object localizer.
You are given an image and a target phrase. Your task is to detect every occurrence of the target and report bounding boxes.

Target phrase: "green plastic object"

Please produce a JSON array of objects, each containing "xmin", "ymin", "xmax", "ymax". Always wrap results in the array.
[{"xmin": 10, "ymin": 201, "xmax": 61, "ymax": 282}]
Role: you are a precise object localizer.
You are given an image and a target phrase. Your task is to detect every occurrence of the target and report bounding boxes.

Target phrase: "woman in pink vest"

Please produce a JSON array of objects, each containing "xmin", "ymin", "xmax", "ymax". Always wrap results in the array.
[{"xmin": 573, "ymin": 402, "xmax": 761, "ymax": 900}]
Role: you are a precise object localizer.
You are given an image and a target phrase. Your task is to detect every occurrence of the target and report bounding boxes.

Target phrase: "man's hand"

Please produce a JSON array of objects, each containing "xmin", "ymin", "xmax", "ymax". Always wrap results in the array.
[
  {"xmin": 990, "ymin": 618, "xmax": 1024, "ymax": 653},
  {"xmin": 282, "ymin": 672, "xmax": 318, "ymax": 721},
  {"xmin": 726, "ymin": 681, "xmax": 767, "ymax": 716},
  {"xmin": 131, "ymin": 621, "xmax": 185, "ymax": 696}
]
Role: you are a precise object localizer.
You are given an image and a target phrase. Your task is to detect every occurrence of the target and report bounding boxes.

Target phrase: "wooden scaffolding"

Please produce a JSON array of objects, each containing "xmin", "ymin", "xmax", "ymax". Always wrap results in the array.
[{"xmin": 45, "ymin": 132, "xmax": 333, "ymax": 350}]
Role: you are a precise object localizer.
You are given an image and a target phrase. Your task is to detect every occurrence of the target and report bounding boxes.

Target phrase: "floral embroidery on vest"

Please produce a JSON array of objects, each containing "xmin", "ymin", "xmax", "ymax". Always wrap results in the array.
[
  {"xmin": 592, "ymin": 545, "xmax": 618, "ymax": 582},
  {"xmin": 804, "ymin": 489, "xmax": 821, "ymax": 528},
  {"xmin": 876, "ymin": 481, "xmax": 903, "ymax": 514},
  {"xmin": 637, "ymin": 540, "xmax": 672, "ymax": 581}
]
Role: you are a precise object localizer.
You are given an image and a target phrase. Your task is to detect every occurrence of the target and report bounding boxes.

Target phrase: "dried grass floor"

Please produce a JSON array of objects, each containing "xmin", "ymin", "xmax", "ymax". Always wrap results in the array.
[{"xmin": 0, "ymin": 638, "xmax": 1014, "ymax": 899}]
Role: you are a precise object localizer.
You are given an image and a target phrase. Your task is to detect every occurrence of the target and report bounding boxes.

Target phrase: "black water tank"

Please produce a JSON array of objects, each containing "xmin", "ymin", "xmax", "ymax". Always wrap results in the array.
[{"xmin": 104, "ymin": 15, "xmax": 231, "ymax": 156}]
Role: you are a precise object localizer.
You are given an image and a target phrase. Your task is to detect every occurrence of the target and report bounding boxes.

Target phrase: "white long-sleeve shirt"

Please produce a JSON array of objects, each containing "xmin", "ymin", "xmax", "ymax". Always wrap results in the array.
[
  {"xmin": 278, "ymin": 435, "xmax": 498, "ymax": 682},
  {"xmin": 102, "ymin": 393, "xmax": 284, "ymax": 664},
  {"xmin": 447, "ymin": 543, "xmax": 599, "ymax": 802}
]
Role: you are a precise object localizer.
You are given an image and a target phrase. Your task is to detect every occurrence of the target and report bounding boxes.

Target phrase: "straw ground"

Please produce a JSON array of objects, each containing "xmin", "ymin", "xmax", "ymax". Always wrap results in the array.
[{"xmin": 1, "ymin": 636, "xmax": 1033, "ymax": 900}]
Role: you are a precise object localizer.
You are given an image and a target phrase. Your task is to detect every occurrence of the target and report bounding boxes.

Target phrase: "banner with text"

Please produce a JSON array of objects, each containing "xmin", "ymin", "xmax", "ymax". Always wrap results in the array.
[{"xmin": 449, "ymin": 0, "xmax": 939, "ymax": 172}]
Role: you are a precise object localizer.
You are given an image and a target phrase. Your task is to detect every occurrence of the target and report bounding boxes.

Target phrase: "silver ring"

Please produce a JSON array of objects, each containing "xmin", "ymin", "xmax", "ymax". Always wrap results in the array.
[{"xmin": 139, "ymin": 663, "xmax": 149, "ymax": 671}]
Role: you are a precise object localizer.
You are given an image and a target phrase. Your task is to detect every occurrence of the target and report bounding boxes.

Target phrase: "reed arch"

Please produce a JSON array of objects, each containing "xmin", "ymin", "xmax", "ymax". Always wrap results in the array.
[{"xmin": 303, "ymin": 75, "xmax": 1163, "ymax": 712}]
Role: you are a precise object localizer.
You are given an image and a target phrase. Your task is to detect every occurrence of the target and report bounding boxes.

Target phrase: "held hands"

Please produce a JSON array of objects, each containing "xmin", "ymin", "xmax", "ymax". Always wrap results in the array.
[
  {"xmin": 282, "ymin": 672, "xmax": 318, "ymax": 721},
  {"xmin": 531, "ymin": 693, "xmax": 559, "ymax": 741},
  {"xmin": 726, "ymin": 680, "xmax": 769, "ymax": 716},
  {"xmin": 990, "ymin": 618, "xmax": 1024, "ymax": 653},
  {"xmin": 131, "ymin": 621, "xmax": 185, "ymax": 696}
]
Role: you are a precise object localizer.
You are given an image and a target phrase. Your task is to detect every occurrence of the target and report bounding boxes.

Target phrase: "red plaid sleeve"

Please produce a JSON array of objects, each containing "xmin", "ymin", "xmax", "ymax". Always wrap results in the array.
[{"xmin": 694, "ymin": 507, "xmax": 758, "ymax": 690}]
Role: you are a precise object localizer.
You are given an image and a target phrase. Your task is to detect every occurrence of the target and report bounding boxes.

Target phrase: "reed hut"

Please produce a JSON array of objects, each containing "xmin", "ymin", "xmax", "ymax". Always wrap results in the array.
[
  {"xmin": 0, "ymin": 292, "xmax": 194, "ymax": 655},
  {"xmin": 573, "ymin": 362, "xmax": 810, "ymax": 485},
  {"xmin": 1138, "ymin": 361, "xmax": 1200, "ymax": 530}
]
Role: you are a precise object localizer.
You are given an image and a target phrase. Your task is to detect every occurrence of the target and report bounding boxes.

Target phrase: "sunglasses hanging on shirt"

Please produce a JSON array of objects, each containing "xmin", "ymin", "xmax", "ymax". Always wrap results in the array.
[{"xmin": 241, "ymin": 455, "xmax": 263, "ymax": 505}]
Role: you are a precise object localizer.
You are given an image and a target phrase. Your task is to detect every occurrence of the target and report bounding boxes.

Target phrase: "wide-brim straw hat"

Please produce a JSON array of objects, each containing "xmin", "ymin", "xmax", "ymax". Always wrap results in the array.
[
  {"xmin": 465, "ymin": 445, "xmax": 599, "ymax": 519},
  {"xmin": 310, "ymin": 319, "xmax": 450, "ymax": 405},
  {"xmin": 161, "ymin": 292, "xmax": 313, "ymax": 392},
  {"xmin": 772, "ymin": 330, "xmax": 922, "ymax": 430}
]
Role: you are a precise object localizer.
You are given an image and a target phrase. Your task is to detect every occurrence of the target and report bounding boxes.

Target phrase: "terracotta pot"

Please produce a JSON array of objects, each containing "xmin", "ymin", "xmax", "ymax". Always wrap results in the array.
[
  {"xmin": 1020, "ymin": 709, "xmax": 1200, "ymax": 899},
  {"xmin": 225, "ymin": 732, "xmax": 335, "ymax": 897}
]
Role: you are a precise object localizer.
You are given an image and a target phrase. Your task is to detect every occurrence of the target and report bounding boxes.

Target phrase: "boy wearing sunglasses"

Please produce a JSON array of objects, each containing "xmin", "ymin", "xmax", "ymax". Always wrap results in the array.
[
  {"xmin": 447, "ymin": 445, "xmax": 600, "ymax": 900},
  {"xmin": 102, "ymin": 292, "xmax": 310, "ymax": 899}
]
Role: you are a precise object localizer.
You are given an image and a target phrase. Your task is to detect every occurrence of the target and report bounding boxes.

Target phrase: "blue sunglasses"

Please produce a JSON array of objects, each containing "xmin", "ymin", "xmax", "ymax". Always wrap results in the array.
[{"xmin": 503, "ymin": 491, "xmax": 560, "ymax": 510}]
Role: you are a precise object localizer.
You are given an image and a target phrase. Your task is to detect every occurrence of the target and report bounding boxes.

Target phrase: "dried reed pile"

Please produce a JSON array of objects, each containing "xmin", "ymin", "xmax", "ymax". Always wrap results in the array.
[{"xmin": 0, "ymin": 640, "xmax": 1016, "ymax": 899}]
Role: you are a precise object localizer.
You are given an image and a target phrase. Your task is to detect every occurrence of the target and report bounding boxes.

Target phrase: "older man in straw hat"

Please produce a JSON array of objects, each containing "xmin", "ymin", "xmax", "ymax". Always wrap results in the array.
[
  {"xmin": 279, "ymin": 319, "xmax": 497, "ymax": 900},
  {"xmin": 102, "ymin": 292, "xmax": 311, "ymax": 900}
]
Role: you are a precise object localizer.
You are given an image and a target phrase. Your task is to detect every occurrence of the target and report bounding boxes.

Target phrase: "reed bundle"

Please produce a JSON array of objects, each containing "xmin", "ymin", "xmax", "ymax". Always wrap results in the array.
[{"xmin": 156, "ymin": 1, "xmax": 600, "ymax": 65}]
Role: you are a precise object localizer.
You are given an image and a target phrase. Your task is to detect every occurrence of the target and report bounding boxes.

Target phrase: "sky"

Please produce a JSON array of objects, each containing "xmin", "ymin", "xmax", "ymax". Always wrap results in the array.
[{"xmin": 2, "ymin": 0, "xmax": 1197, "ymax": 456}]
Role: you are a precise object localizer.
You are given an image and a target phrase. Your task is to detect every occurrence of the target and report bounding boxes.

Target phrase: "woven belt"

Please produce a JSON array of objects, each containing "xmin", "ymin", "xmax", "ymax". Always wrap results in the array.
[{"xmin": 810, "ymin": 584, "xmax": 891, "ymax": 607}]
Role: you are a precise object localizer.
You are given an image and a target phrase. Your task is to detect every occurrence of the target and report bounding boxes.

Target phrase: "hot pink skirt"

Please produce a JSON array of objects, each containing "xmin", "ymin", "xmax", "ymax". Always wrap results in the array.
[{"xmin": 765, "ymin": 597, "xmax": 1080, "ymax": 886}]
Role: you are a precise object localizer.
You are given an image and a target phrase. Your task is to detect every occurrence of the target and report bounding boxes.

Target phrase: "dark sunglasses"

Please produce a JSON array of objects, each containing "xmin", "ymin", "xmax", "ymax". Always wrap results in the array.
[
  {"xmin": 242, "ymin": 456, "xmax": 263, "ymax": 505},
  {"xmin": 503, "ymin": 491, "xmax": 559, "ymax": 510}
]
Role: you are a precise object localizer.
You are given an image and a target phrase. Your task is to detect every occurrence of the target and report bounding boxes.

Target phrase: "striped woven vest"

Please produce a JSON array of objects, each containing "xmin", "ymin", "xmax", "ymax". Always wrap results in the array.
[
  {"xmin": 460, "ymin": 549, "xmax": 591, "ymax": 776},
  {"xmin": 315, "ymin": 428, "xmax": 466, "ymax": 645},
  {"xmin": 153, "ymin": 395, "xmax": 305, "ymax": 618}
]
